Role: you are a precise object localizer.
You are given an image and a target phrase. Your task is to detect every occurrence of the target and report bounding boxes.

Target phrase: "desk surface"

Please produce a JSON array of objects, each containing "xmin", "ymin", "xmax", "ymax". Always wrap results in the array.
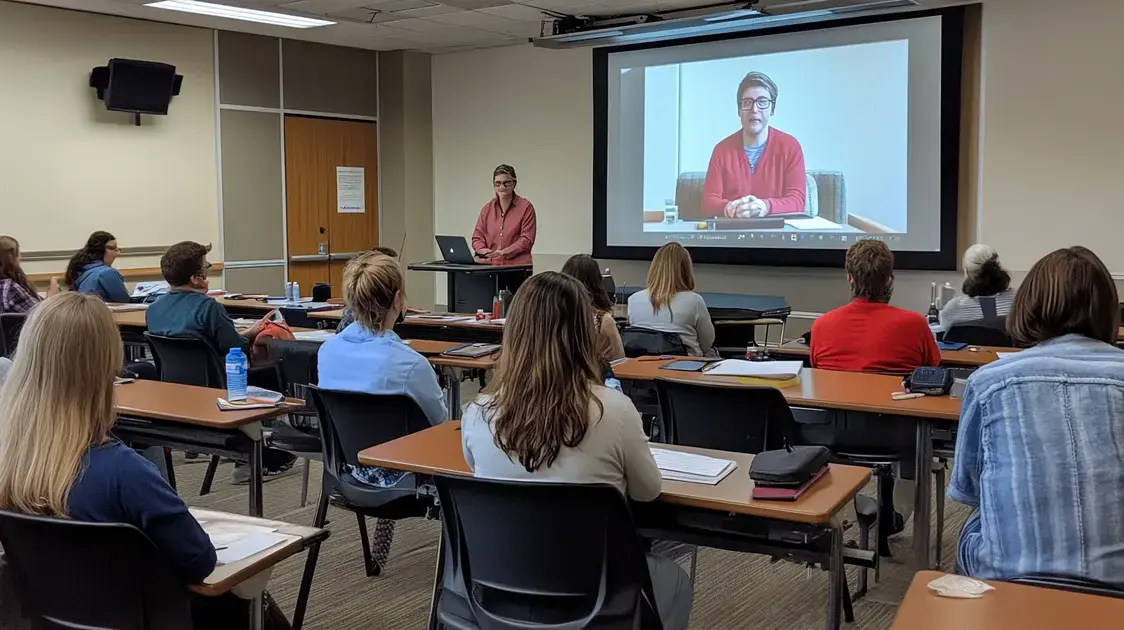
[
  {"xmin": 112, "ymin": 309, "xmax": 317, "ymax": 334},
  {"xmin": 771, "ymin": 340, "xmax": 1015, "ymax": 368},
  {"xmin": 115, "ymin": 380, "xmax": 296, "ymax": 429},
  {"xmin": 892, "ymin": 571, "xmax": 1124, "ymax": 629},
  {"xmin": 358, "ymin": 421, "xmax": 870, "ymax": 525},
  {"xmin": 613, "ymin": 358, "xmax": 961, "ymax": 421},
  {"xmin": 407, "ymin": 261, "xmax": 534, "ymax": 273},
  {"xmin": 190, "ymin": 508, "xmax": 327, "ymax": 597}
]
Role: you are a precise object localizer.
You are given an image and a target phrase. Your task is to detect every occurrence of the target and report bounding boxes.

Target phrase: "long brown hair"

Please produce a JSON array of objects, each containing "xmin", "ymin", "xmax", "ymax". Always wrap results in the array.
[
  {"xmin": 65, "ymin": 231, "xmax": 116, "ymax": 290},
  {"xmin": 1007, "ymin": 246, "xmax": 1119, "ymax": 346},
  {"xmin": 561, "ymin": 254, "xmax": 612, "ymax": 312},
  {"xmin": 647, "ymin": 242, "xmax": 695, "ymax": 316},
  {"xmin": 0, "ymin": 236, "xmax": 39, "ymax": 301},
  {"xmin": 0, "ymin": 293, "xmax": 123, "ymax": 516},
  {"xmin": 481, "ymin": 272, "xmax": 604, "ymax": 472}
]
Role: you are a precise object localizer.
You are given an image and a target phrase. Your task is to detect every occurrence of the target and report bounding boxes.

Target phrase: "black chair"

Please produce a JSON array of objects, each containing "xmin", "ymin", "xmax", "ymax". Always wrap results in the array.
[
  {"xmin": 0, "ymin": 510, "xmax": 193, "ymax": 630},
  {"xmin": 653, "ymin": 377, "xmax": 795, "ymax": 452},
  {"xmin": 0, "ymin": 312, "xmax": 27, "ymax": 358},
  {"xmin": 944, "ymin": 322, "xmax": 1013, "ymax": 347},
  {"xmin": 1009, "ymin": 574, "xmax": 1124, "ymax": 599},
  {"xmin": 434, "ymin": 476, "xmax": 674, "ymax": 630},
  {"xmin": 307, "ymin": 387, "xmax": 437, "ymax": 577},
  {"xmin": 621, "ymin": 327, "xmax": 688, "ymax": 359},
  {"xmin": 269, "ymin": 339, "xmax": 325, "ymax": 507},
  {"xmin": 144, "ymin": 333, "xmax": 226, "ymax": 495}
]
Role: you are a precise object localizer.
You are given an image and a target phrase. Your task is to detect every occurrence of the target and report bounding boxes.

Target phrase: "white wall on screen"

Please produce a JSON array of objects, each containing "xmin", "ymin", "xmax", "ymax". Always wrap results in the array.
[
  {"xmin": 641, "ymin": 65, "xmax": 680, "ymax": 211},
  {"xmin": 640, "ymin": 40, "xmax": 909, "ymax": 230}
]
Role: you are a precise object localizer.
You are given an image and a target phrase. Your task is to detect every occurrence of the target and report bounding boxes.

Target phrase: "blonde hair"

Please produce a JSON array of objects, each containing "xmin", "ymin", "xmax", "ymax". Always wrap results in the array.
[
  {"xmin": 481, "ymin": 272, "xmax": 603, "ymax": 472},
  {"xmin": 0, "ymin": 293, "xmax": 122, "ymax": 516},
  {"xmin": 647, "ymin": 242, "xmax": 695, "ymax": 315},
  {"xmin": 342, "ymin": 251, "xmax": 404, "ymax": 332}
]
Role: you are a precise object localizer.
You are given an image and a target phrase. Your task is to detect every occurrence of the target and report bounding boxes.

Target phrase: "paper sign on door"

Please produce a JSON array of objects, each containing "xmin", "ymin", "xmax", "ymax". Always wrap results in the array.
[{"xmin": 336, "ymin": 166, "xmax": 365, "ymax": 213}]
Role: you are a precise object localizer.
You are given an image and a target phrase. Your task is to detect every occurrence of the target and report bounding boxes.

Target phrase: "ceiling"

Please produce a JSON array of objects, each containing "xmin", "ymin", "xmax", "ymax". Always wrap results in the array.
[{"xmin": 12, "ymin": 0, "xmax": 963, "ymax": 53}]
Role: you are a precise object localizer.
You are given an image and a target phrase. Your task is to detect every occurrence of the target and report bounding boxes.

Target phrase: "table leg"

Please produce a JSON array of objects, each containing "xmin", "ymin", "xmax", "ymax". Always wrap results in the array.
[
  {"xmin": 291, "ymin": 540, "xmax": 323, "ymax": 630},
  {"xmin": 249, "ymin": 439, "xmax": 264, "ymax": 517},
  {"xmin": 913, "ymin": 419, "xmax": 934, "ymax": 570},
  {"xmin": 427, "ymin": 533, "xmax": 446, "ymax": 630},
  {"xmin": 443, "ymin": 368, "xmax": 462, "ymax": 421},
  {"xmin": 250, "ymin": 594, "xmax": 263, "ymax": 630},
  {"xmin": 825, "ymin": 524, "xmax": 843, "ymax": 630}
]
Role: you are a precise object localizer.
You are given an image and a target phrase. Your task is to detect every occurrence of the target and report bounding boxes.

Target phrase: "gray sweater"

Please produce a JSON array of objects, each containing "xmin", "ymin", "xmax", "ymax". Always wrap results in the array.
[{"xmin": 627, "ymin": 290, "xmax": 715, "ymax": 356}]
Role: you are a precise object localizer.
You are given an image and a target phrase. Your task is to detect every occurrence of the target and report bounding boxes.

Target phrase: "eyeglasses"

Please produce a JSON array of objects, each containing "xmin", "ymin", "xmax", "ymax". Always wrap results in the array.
[
  {"xmin": 105, "ymin": 245, "xmax": 119, "ymax": 251},
  {"xmin": 739, "ymin": 97, "xmax": 775, "ymax": 111},
  {"xmin": 194, "ymin": 262, "xmax": 212, "ymax": 278},
  {"xmin": 493, "ymin": 180, "xmax": 516, "ymax": 189}
]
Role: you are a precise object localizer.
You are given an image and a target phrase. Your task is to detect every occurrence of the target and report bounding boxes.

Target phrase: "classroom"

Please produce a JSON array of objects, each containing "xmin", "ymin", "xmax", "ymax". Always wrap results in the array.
[{"xmin": 0, "ymin": 0, "xmax": 1122, "ymax": 628}]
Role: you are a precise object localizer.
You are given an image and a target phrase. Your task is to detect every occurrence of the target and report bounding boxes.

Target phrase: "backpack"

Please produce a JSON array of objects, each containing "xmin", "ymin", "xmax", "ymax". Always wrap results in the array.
[{"xmin": 251, "ymin": 320, "xmax": 295, "ymax": 364}]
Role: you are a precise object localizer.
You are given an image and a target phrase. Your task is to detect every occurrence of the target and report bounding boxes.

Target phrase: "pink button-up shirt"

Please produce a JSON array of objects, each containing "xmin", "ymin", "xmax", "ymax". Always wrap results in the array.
[{"xmin": 470, "ymin": 194, "xmax": 537, "ymax": 265}]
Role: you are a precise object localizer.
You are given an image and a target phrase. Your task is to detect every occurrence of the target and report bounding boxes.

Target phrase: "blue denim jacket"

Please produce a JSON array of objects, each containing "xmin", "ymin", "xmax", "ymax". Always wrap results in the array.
[{"xmin": 949, "ymin": 334, "xmax": 1124, "ymax": 583}]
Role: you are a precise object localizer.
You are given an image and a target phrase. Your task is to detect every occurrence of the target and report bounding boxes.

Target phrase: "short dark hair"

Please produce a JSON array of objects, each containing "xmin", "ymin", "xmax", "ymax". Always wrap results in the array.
[
  {"xmin": 493, "ymin": 164, "xmax": 517, "ymax": 180},
  {"xmin": 845, "ymin": 239, "xmax": 894, "ymax": 302},
  {"xmin": 736, "ymin": 71, "xmax": 778, "ymax": 109},
  {"xmin": 1008, "ymin": 246, "xmax": 1119, "ymax": 346},
  {"xmin": 160, "ymin": 241, "xmax": 209, "ymax": 286},
  {"xmin": 561, "ymin": 254, "xmax": 612, "ymax": 312},
  {"xmin": 962, "ymin": 257, "xmax": 1011, "ymax": 297}
]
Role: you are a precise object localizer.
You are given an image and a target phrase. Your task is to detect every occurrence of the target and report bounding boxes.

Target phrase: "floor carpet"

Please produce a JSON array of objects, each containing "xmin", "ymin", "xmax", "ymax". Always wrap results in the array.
[{"xmin": 172, "ymin": 452, "xmax": 968, "ymax": 630}]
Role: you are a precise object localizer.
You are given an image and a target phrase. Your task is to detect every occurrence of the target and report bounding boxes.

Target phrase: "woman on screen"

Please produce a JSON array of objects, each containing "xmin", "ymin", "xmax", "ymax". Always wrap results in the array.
[{"xmin": 693, "ymin": 71, "xmax": 807, "ymax": 220}]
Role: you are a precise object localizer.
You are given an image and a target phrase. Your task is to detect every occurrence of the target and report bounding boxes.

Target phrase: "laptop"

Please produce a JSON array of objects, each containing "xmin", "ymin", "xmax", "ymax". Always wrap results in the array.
[{"xmin": 435, "ymin": 235, "xmax": 483, "ymax": 265}]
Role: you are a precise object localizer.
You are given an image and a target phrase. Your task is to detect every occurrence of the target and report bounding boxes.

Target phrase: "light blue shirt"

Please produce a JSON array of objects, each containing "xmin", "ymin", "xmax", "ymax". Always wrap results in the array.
[
  {"xmin": 317, "ymin": 324, "xmax": 447, "ymax": 427},
  {"xmin": 950, "ymin": 334, "xmax": 1124, "ymax": 584}
]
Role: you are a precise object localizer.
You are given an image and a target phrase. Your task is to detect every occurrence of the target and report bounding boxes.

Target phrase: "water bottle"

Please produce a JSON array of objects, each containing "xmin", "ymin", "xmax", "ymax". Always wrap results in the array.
[
  {"xmin": 225, "ymin": 348, "xmax": 248, "ymax": 402},
  {"xmin": 290, "ymin": 281, "xmax": 301, "ymax": 305},
  {"xmin": 498, "ymin": 289, "xmax": 513, "ymax": 317},
  {"xmin": 664, "ymin": 198, "xmax": 679, "ymax": 224},
  {"xmin": 605, "ymin": 377, "xmax": 623, "ymax": 393}
]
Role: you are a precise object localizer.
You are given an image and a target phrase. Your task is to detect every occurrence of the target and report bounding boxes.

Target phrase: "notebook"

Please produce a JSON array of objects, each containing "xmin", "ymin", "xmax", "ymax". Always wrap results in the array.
[
  {"xmin": 442, "ymin": 343, "xmax": 500, "ymax": 358},
  {"xmin": 293, "ymin": 330, "xmax": 336, "ymax": 342},
  {"xmin": 651, "ymin": 447, "xmax": 737, "ymax": 485},
  {"xmin": 751, "ymin": 465, "xmax": 828, "ymax": 501},
  {"xmin": 703, "ymin": 359, "xmax": 803, "ymax": 380}
]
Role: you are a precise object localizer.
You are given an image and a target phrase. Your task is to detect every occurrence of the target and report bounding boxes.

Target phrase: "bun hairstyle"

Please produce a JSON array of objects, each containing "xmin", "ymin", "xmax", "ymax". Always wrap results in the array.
[
  {"xmin": 341, "ymin": 251, "xmax": 404, "ymax": 332},
  {"xmin": 962, "ymin": 244, "xmax": 1011, "ymax": 297}
]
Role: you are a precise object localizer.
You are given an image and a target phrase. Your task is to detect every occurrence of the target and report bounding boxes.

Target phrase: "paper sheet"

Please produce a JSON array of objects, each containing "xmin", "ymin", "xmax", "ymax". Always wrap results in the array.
[
  {"xmin": 108, "ymin": 303, "xmax": 148, "ymax": 312},
  {"xmin": 336, "ymin": 166, "xmax": 365, "ymax": 213},
  {"xmin": 131, "ymin": 281, "xmax": 168, "ymax": 298},
  {"xmin": 996, "ymin": 352, "xmax": 1019, "ymax": 359},
  {"xmin": 651, "ymin": 448, "xmax": 737, "ymax": 485},
  {"xmin": 784, "ymin": 216, "xmax": 846, "ymax": 230},
  {"xmin": 293, "ymin": 330, "xmax": 336, "ymax": 342},
  {"xmin": 705, "ymin": 359, "xmax": 803, "ymax": 379}
]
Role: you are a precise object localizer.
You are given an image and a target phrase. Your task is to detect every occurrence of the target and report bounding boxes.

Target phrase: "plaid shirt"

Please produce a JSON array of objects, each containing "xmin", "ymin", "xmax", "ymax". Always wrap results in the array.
[{"xmin": 0, "ymin": 279, "xmax": 39, "ymax": 314}]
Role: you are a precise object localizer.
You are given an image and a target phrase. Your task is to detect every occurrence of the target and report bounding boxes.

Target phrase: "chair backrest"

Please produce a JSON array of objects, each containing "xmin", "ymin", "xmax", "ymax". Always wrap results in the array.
[
  {"xmin": 809, "ymin": 170, "xmax": 847, "ymax": 224},
  {"xmin": 0, "ymin": 313, "xmax": 27, "ymax": 358},
  {"xmin": 943, "ymin": 321, "xmax": 1013, "ymax": 347},
  {"xmin": 0, "ymin": 510, "xmax": 192, "ymax": 630},
  {"xmin": 270, "ymin": 339, "xmax": 320, "ymax": 395},
  {"xmin": 308, "ymin": 387, "xmax": 432, "ymax": 473},
  {"xmin": 654, "ymin": 377, "xmax": 795, "ymax": 452},
  {"xmin": 620, "ymin": 327, "xmax": 688, "ymax": 359},
  {"xmin": 435, "ymin": 476, "xmax": 662, "ymax": 630},
  {"xmin": 1009, "ymin": 574, "xmax": 1124, "ymax": 599},
  {"xmin": 143, "ymin": 333, "xmax": 226, "ymax": 388}
]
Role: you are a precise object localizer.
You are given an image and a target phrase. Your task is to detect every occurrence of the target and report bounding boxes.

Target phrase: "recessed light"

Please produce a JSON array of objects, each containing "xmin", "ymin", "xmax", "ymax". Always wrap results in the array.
[{"xmin": 145, "ymin": 1, "xmax": 335, "ymax": 29}]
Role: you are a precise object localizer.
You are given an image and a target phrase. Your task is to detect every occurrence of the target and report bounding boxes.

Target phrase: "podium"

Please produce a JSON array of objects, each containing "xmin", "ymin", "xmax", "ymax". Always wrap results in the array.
[{"xmin": 408, "ymin": 261, "xmax": 533, "ymax": 313}]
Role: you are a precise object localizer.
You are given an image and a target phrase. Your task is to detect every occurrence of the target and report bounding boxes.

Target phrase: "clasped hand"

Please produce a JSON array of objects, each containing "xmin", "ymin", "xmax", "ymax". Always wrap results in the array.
[{"xmin": 723, "ymin": 196, "xmax": 769, "ymax": 218}]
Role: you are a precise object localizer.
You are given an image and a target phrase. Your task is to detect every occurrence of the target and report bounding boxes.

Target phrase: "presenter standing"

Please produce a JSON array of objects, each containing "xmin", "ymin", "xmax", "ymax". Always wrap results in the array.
[
  {"xmin": 694, "ymin": 71, "xmax": 807, "ymax": 220},
  {"xmin": 471, "ymin": 164, "xmax": 537, "ymax": 265}
]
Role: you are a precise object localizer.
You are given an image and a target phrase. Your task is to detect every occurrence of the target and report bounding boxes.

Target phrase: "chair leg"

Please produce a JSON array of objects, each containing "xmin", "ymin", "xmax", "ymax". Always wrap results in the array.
[
  {"xmin": 841, "ymin": 568, "xmax": 855, "ymax": 624},
  {"xmin": 874, "ymin": 469, "xmax": 884, "ymax": 583},
  {"xmin": 299, "ymin": 458, "xmax": 311, "ymax": 508},
  {"xmin": 313, "ymin": 490, "xmax": 330, "ymax": 528},
  {"xmin": 356, "ymin": 513, "xmax": 381, "ymax": 577},
  {"xmin": 199, "ymin": 455, "xmax": 220, "ymax": 496},
  {"xmin": 856, "ymin": 521, "xmax": 870, "ymax": 597},
  {"xmin": 689, "ymin": 545, "xmax": 699, "ymax": 586},
  {"xmin": 163, "ymin": 448, "xmax": 177, "ymax": 493},
  {"xmin": 934, "ymin": 460, "xmax": 947, "ymax": 568}
]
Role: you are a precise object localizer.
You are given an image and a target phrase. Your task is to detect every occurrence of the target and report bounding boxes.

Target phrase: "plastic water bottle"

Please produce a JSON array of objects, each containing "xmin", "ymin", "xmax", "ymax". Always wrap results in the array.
[
  {"xmin": 289, "ymin": 281, "xmax": 301, "ymax": 305},
  {"xmin": 664, "ymin": 198, "xmax": 679, "ymax": 224},
  {"xmin": 225, "ymin": 348, "xmax": 248, "ymax": 402}
]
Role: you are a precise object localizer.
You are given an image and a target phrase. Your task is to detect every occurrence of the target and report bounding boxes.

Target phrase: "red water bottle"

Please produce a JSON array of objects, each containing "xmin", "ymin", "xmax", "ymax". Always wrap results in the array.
[{"xmin": 492, "ymin": 295, "xmax": 501, "ymax": 319}]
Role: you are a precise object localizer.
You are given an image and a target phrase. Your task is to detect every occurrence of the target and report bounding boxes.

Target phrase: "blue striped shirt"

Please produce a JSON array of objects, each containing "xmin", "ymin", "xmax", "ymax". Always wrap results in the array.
[
  {"xmin": 744, "ymin": 144, "xmax": 766, "ymax": 174},
  {"xmin": 950, "ymin": 334, "xmax": 1124, "ymax": 583}
]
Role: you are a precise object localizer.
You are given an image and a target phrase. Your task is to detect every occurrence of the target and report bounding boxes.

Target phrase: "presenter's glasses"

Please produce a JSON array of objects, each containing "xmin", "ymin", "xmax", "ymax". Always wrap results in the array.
[
  {"xmin": 493, "ymin": 180, "xmax": 516, "ymax": 189},
  {"xmin": 739, "ymin": 97, "xmax": 775, "ymax": 111}
]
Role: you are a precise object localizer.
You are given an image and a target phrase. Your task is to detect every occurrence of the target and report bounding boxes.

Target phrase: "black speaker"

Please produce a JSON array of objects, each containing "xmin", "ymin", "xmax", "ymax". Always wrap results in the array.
[{"xmin": 89, "ymin": 58, "xmax": 183, "ymax": 117}]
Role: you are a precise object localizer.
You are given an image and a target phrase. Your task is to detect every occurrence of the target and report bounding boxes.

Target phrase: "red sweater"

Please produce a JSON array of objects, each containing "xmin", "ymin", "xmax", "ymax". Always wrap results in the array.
[
  {"xmin": 810, "ymin": 299, "xmax": 941, "ymax": 374},
  {"xmin": 693, "ymin": 128, "xmax": 807, "ymax": 220}
]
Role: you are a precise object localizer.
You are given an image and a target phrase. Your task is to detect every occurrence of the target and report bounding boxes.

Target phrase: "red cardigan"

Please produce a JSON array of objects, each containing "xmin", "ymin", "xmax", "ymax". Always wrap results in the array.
[{"xmin": 694, "ymin": 128, "xmax": 807, "ymax": 219}]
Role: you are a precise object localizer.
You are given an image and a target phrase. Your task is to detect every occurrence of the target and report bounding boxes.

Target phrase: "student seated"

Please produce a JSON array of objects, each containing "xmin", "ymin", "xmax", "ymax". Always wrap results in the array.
[
  {"xmin": 0, "ymin": 293, "xmax": 287, "ymax": 628},
  {"xmin": 939, "ymin": 243, "xmax": 1015, "ymax": 330},
  {"xmin": 562, "ymin": 253, "xmax": 624, "ymax": 364},
  {"xmin": 146, "ymin": 241, "xmax": 295, "ymax": 481},
  {"xmin": 811, "ymin": 239, "xmax": 940, "ymax": 372},
  {"xmin": 0, "ymin": 235, "xmax": 58, "ymax": 314},
  {"xmin": 462, "ymin": 271, "xmax": 693, "ymax": 630},
  {"xmin": 951, "ymin": 246, "xmax": 1124, "ymax": 583},
  {"xmin": 809, "ymin": 239, "xmax": 938, "ymax": 550},
  {"xmin": 334, "ymin": 246, "xmax": 428, "ymax": 333},
  {"xmin": 627, "ymin": 242, "xmax": 714, "ymax": 356},
  {"xmin": 65, "ymin": 231, "xmax": 130, "ymax": 303},
  {"xmin": 318, "ymin": 251, "xmax": 447, "ymax": 569}
]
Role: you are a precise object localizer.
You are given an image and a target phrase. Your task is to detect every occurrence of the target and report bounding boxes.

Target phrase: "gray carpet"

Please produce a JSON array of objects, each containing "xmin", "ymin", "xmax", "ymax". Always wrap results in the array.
[{"xmin": 172, "ymin": 452, "xmax": 969, "ymax": 630}]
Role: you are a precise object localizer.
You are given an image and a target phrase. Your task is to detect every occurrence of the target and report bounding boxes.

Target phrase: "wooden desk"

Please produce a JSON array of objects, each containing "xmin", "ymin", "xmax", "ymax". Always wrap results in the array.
[
  {"xmin": 613, "ymin": 358, "xmax": 961, "ymax": 421},
  {"xmin": 892, "ymin": 571, "xmax": 1124, "ymax": 629},
  {"xmin": 613, "ymin": 357, "xmax": 958, "ymax": 572},
  {"xmin": 190, "ymin": 508, "xmax": 328, "ymax": 630},
  {"xmin": 769, "ymin": 340, "xmax": 1016, "ymax": 368},
  {"xmin": 309, "ymin": 311, "xmax": 509, "ymax": 344},
  {"xmin": 111, "ymin": 309, "xmax": 318, "ymax": 335},
  {"xmin": 360, "ymin": 421, "xmax": 868, "ymax": 630},
  {"xmin": 113, "ymin": 381, "xmax": 298, "ymax": 517},
  {"xmin": 359, "ymin": 421, "xmax": 870, "ymax": 525}
]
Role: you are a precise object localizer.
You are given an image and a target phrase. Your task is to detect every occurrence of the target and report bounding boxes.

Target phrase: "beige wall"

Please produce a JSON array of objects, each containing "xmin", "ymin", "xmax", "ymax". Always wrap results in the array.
[
  {"xmin": 438, "ymin": 4, "xmax": 1124, "ymax": 322},
  {"xmin": 0, "ymin": 2, "xmax": 218, "ymax": 276}
]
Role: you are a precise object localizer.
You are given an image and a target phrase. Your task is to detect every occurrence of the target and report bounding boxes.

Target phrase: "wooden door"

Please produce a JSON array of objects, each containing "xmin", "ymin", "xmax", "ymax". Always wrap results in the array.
[{"xmin": 284, "ymin": 115, "xmax": 379, "ymax": 294}]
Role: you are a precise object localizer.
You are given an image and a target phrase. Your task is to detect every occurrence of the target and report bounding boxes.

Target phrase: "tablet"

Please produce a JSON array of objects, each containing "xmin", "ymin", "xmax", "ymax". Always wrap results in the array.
[
  {"xmin": 936, "ymin": 341, "xmax": 968, "ymax": 351},
  {"xmin": 659, "ymin": 360, "xmax": 711, "ymax": 372}
]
